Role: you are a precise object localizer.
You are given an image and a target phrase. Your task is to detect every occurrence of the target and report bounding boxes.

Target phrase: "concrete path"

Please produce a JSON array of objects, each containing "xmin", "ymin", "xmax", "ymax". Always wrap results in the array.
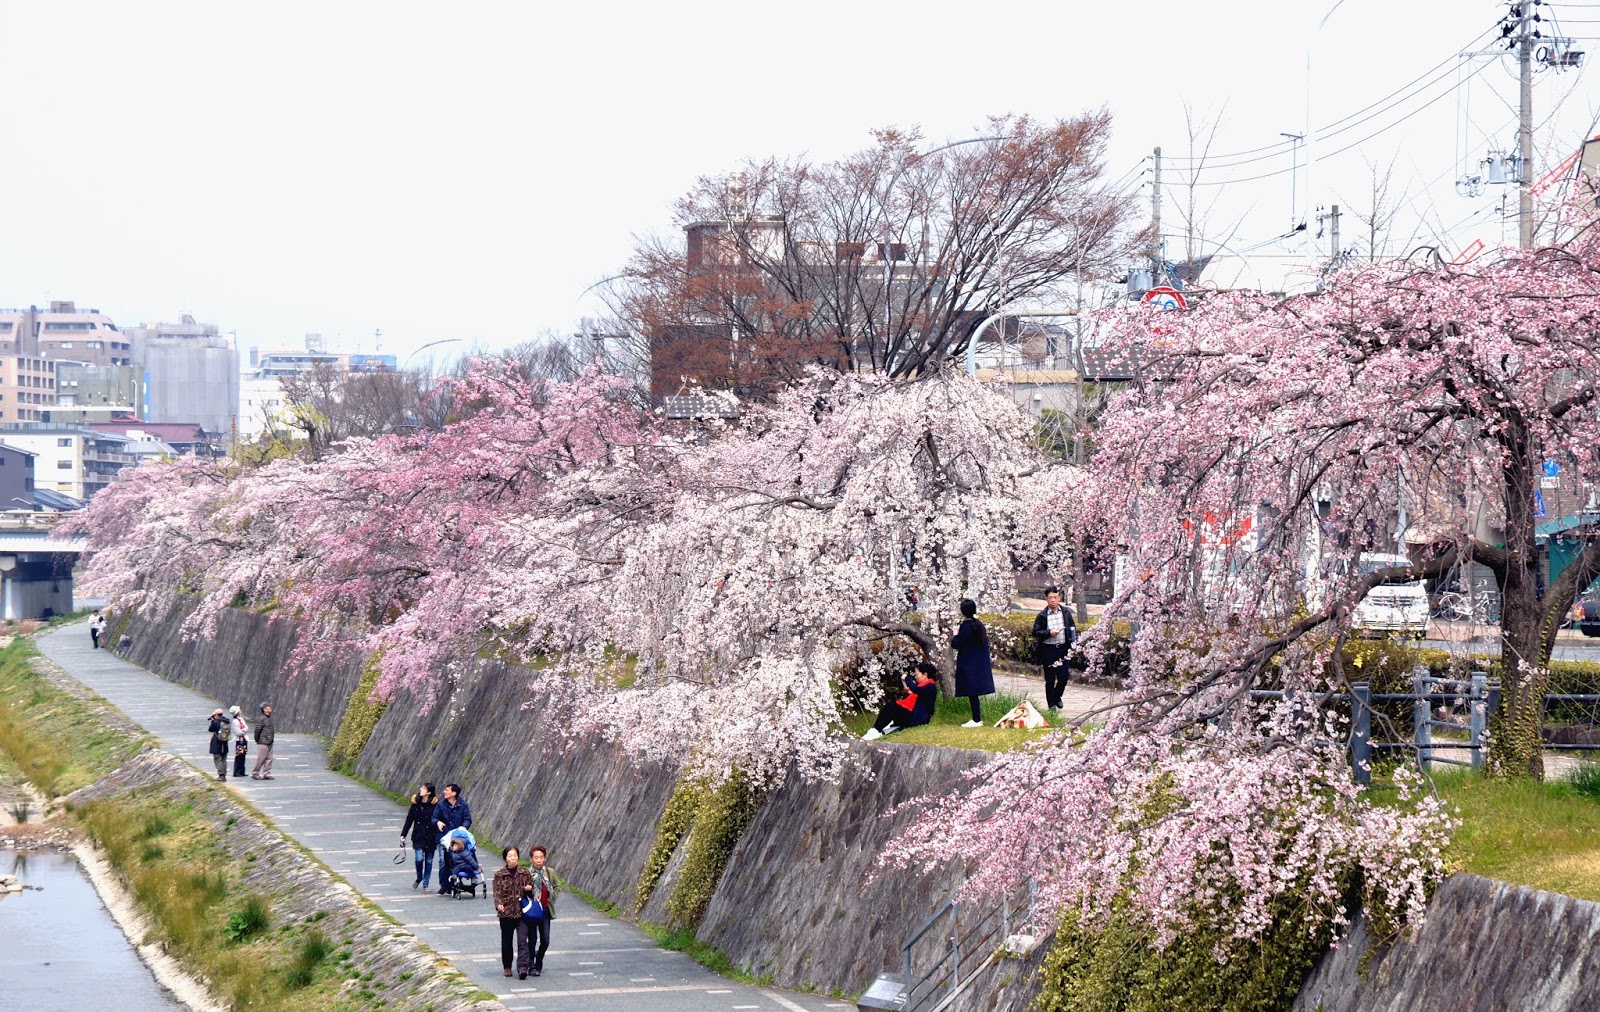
[
  {"xmin": 992, "ymin": 667, "xmax": 1119, "ymax": 722},
  {"xmin": 35, "ymin": 628, "xmax": 848, "ymax": 1012}
]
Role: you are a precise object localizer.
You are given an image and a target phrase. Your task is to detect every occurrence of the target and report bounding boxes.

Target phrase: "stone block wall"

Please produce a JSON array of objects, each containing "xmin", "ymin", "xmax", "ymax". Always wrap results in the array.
[
  {"xmin": 119, "ymin": 605, "xmax": 361, "ymax": 741},
  {"xmin": 1296, "ymin": 873, "xmax": 1600, "ymax": 1012}
]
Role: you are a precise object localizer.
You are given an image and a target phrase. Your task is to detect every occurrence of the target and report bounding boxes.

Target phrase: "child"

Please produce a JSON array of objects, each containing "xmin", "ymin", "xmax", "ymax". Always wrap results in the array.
[
  {"xmin": 445, "ymin": 827, "xmax": 482, "ymax": 893},
  {"xmin": 862, "ymin": 661, "xmax": 939, "ymax": 741}
]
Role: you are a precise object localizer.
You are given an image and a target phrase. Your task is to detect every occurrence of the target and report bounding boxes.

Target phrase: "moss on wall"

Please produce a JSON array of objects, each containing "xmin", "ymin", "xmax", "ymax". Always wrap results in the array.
[
  {"xmin": 667, "ymin": 772, "xmax": 759, "ymax": 931},
  {"xmin": 1034, "ymin": 895, "xmax": 1338, "ymax": 1012},
  {"xmin": 327, "ymin": 657, "xmax": 387, "ymax": 772}
]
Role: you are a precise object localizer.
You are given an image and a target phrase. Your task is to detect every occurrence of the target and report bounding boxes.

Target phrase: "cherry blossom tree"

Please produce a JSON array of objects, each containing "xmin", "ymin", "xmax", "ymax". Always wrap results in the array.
[
  {"xmin": 883, "ymin": 720, "xmax": 1454, "ymax": 956},
  {"xmin": 68, "ymin": 362, "xmax": 1072, "ymax": 787},
  {"xmin": 1066, "ymin": 225, "xmax": 1600, "ymax": 778}
]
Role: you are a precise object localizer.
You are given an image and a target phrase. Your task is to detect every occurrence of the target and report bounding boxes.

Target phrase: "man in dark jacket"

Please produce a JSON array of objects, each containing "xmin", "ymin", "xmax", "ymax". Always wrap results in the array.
[
  {"xmin": 432, "ymin": 783, "xmax": 472, "ymax": 895},
  {"xmin": 250, "ymin": 703, "xmax": 276, "ymax": 780},
  {"xmin": 1032, "ymin": 586, "xmax": 1077, "ymax": 712},
  {"xmin": 207, "ymin": 707, "xmax": 229, "ymax": 781}
]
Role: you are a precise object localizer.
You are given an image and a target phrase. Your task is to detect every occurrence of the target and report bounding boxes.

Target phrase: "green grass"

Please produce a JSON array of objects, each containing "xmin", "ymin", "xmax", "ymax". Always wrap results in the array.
[
  {"xmin": 72, "ymin": 787, "xmax": 365, "ymax": 1008},
  {"xmin": 1423, "ymin": 766, "xmax": 1600, "ymax": 902},
  {"xmin": 639, "ymin": 923, "xmax": 775, "ymax": 985},
  {"xmin": 842, "ymin": 690, "xmax": 1055, "ymax": 751},
  {"xmin": 0, "ymin": 639, "xmax": 150, "ymax": 794}
]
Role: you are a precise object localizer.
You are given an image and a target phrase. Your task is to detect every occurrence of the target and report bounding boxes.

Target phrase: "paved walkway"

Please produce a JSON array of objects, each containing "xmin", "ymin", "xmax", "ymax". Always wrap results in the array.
[
  {"xmin": 992, "ymin": 667, "xmax": 1119, "ymax": 722},
  {"xmin": 35, "ymin": 628, "xmax": 847, "ymax": 1012}
]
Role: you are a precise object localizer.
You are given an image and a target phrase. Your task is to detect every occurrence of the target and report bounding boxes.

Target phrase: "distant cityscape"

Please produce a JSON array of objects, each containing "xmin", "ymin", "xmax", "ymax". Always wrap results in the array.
[{"xmin": 0, "ymin": 300, "xmax": 398, "ymax": 509}]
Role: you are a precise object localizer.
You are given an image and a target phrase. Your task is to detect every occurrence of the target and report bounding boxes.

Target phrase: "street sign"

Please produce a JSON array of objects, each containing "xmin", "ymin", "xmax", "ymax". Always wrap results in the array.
[{"xmin": 1140, "ymin": 286, "xmax": 1187, "ymax": 311}]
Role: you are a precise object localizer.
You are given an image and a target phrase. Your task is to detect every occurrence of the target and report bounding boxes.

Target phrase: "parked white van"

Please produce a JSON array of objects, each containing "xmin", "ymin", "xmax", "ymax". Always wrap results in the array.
[{"xmin": 1351, "ymin": 552, "xmax": 1430, "ymax": 638}]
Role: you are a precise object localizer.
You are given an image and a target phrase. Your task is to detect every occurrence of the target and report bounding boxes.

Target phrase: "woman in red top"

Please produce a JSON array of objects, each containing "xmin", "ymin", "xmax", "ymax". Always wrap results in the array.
[{"xmin": 862, "ymin": 661, "xmax": 939, "ymax": 740}]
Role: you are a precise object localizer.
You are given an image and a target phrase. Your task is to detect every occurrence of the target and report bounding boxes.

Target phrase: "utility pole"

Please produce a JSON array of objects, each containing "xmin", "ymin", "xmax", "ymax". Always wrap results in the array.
[
  {"xmin": 1329, "ymin": 204, "xmax": 1341, "ymax": 262},
  {"xmin": 1517, "ymin": 0, "xmax": 1536, "ymax": 247},
  {"xmin": 1150, "ymin": 146, "xmax": 1163, "ymax": 283}
]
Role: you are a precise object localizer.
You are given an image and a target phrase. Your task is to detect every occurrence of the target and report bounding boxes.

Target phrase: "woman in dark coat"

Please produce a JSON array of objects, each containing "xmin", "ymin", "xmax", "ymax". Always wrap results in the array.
[
  {"xmin": 949, "ymin": 599, "xmax": 995, "ymax": 727},
  {"xmin": 401, "ymin": 782, "xmax": 440, "ymax": 889}
]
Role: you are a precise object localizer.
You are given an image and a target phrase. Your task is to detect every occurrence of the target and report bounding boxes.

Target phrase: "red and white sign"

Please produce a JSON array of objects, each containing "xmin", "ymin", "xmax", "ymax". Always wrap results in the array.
[{"xmin": 1140, "ymin": 286, "xmax": 1187, "ymax": 311}]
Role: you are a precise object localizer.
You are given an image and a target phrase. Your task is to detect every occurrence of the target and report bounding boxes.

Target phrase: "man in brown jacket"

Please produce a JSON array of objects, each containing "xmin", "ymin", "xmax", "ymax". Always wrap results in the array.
[{"xmin": 492, "ymin": 846, "xmax": 535, "ymax": 979}]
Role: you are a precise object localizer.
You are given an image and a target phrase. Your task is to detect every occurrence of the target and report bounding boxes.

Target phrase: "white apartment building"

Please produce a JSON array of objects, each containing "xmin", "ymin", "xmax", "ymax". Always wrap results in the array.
[{"xmin": 0, "ymin": 428, "xmax": 134, "ymax": 499}]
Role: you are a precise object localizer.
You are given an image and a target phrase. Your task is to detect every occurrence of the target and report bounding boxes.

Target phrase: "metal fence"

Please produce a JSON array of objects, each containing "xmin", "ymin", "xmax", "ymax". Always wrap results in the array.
[
  {"xmin": 1252, "ymin": 669, "xmax": 1600, "ymax": 784},
  {"xmin": 897, "ymin": 882, "xmax": 1036, "ymax": 1012}
]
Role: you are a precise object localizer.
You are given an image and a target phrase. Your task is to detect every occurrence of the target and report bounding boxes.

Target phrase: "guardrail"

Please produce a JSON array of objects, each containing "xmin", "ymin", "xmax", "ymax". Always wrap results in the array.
[
  {"xmin": 897, "ymin": 882, "xmax": 1035, "ymax": 1012},
  {"xmin": 1251, "ymin": 670, "xmax": 1600, "ymax": 784}
]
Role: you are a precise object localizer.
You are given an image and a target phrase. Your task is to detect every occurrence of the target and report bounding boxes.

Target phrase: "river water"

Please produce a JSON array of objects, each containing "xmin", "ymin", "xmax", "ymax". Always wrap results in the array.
[{"xmin": 0, "ymin": 850, "xmax": 183, "ymax": 1011}]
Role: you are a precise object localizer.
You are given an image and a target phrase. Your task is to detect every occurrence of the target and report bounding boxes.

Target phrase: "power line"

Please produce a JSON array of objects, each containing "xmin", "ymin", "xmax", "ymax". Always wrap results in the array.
[
  {"xmin": 1183, "ymin": 59, "xmax": 1499, "ymax": 188},
  {"xmin": 1162, "ymin": 23, "xmax": 1496, "ymax": 170}
]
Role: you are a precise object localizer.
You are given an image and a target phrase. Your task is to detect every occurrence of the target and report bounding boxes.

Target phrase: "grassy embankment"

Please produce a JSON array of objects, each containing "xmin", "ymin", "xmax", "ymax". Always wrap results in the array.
[
  {"xmin": 841, "ymin": 690, "xmax": 1054, "ymax": 751},
  {"xmin": 1423, "ymin": 765, "xmax": 1600, "ymax": 902},
  {"xmin": 0, "ymin": 638, "xmax": 431, "ymax": 1010}
]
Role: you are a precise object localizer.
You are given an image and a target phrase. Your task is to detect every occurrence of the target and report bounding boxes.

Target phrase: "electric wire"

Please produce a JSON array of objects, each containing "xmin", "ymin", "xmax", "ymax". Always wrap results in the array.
[
  {"xmin": 1161, "ymin": 23, "xmax": 1496, "ymax": 170},
  {"xmin": 1183, "ymin": 58, "xmax": 1499, "ymax": 188}
]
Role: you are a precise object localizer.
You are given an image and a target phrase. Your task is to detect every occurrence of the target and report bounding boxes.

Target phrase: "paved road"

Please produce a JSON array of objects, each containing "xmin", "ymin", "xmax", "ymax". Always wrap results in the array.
[{"xmin": 35, "ymin": 628, "xmax": 849, "ymax": 1012}]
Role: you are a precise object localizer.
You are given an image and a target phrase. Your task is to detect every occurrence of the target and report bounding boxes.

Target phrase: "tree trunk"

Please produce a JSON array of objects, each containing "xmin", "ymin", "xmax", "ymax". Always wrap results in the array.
[
  {"xmin": 1492, "ymin": 569, "xmax": 1548, "ymax": 779},
  {"xmin": 1489, "ymin": 438, "xmax": 1546, "ymax": 779}
]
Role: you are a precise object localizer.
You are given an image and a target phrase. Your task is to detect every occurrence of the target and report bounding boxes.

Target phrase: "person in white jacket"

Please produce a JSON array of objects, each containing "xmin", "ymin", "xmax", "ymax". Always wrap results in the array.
[{"xmin": 229, "ymin": 705, "xmax": 250, "ymax": 779}]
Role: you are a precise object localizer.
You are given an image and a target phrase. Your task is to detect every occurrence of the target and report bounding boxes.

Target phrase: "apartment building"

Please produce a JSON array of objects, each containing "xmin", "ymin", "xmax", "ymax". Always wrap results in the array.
[
  {"xmin": 0, "ymin": 427, "xmax": 134, "ymax": 499},
  {"xmin": 0, "ymin": 301, "xmax": 131, "ymax": 367},
  {"xmin": 0, "ymin": 356, "xmax": 58, "ymax": 423}
]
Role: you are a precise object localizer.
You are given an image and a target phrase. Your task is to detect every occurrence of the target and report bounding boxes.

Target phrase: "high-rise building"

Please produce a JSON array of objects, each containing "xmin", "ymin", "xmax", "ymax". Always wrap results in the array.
[
  {"xmin": 0, "ymin": 301, "xmax": 132, "ymax": 367},
  {"xmin": 126, "ymin": 316, "xmax": 240, "ymax": 438}
]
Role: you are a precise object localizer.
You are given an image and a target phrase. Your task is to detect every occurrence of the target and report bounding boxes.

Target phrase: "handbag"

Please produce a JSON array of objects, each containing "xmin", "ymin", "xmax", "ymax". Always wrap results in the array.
[{"xmin": 520, "ymin": 894, "xmax": 545, "ymax": 921}]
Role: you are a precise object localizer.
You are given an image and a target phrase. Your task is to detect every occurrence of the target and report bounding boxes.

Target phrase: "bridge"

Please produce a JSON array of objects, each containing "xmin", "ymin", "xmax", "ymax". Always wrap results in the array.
[{"xmin": 0, "ymin": 511, "xmax": 88, "ymax": 620}]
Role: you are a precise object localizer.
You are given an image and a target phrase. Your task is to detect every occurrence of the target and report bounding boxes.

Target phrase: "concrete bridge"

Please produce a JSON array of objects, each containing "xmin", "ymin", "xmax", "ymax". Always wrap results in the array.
[{"xmin": 0, "ymin": 512, "xmax": 87, "ymax": 620}]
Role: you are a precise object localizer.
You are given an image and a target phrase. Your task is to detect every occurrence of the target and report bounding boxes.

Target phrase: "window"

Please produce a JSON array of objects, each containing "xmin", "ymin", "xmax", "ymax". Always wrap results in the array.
[
  {"xmin": 59, "ymin": 342, "xmax": 73, "ymax": 349},
  {"xmin": 43, "ymin": 322, "xmax": 96, "ymax": 331},
  {"xmin": 56, "ymin": 460, "xmax": 71, "ymax": 469},
  {"xmin": 56, "ymin": 437, "xmax": 71, "ymax": 447}
]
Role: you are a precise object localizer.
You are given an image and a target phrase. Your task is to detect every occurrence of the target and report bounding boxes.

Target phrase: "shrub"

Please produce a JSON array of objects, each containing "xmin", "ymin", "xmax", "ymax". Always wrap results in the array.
[
  {"xmin": 667, "ymin": 772, "xmax": 760, "ymax": 930},
  {"xmin": 329, "ymin": 657, "xmax": 388, "ymax": 772},
  {"xmin": 1037, "ymin": 894, "xmax": 1340, "ymax": 1012},
  {"xmin": 225, "ymin": 895, "xmax": 271, "ymax": 943}
]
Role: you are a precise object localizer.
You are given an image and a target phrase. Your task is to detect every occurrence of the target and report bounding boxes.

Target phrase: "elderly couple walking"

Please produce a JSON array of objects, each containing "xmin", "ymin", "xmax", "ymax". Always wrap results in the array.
[
  {"xmin": 206, "ymin": 703, "xmax": 277, "ymax": 781},
  {"xmin": 491, "ymin": 844, "xmax": 561, "ymax": 980}
]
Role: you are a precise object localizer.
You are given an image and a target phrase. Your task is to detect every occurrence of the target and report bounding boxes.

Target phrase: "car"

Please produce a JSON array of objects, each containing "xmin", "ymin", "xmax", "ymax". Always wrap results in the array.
[{"xmin": 1579, "ymin": 598, "xmax": 1600, "ymax": 638}]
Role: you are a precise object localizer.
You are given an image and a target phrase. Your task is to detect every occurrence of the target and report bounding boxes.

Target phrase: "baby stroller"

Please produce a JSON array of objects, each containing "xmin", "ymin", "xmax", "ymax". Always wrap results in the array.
[{"xmin": 442, "ymin": 827, "xmax": 485, "ymax": 900}]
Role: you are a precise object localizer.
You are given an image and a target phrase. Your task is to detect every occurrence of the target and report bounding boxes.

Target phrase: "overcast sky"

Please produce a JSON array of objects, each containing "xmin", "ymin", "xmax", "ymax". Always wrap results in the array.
[{"xmin": 1, "ymin": 0, "xmax": 1596, "ymax": 364}]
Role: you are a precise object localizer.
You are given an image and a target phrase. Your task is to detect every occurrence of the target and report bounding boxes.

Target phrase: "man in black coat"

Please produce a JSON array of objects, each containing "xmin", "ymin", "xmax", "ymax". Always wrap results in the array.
[{"xmin": 1032, "ymin": 586, "xmax": 1077, "ymax": 712}]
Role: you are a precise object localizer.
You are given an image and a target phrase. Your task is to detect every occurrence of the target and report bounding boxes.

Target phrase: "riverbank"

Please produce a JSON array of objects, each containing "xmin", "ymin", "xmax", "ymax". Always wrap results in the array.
[{"xmin": 0, "ymin": 636, "xmax": 505, "ymax": 1012}]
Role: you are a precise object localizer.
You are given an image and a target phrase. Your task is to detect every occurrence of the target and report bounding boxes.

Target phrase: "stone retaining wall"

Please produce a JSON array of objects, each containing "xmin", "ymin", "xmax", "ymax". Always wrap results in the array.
[
  {"xmin": 120, "ymin": 606, "xmax": 362, "ymax": 741},
  {"xmin": 1295, "ymin": 873, "xmax": 1600, "ymax": 1012}
]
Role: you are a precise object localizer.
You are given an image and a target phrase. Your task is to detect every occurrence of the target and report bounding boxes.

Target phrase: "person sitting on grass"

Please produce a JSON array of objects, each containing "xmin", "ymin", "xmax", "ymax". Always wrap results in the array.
[{"xmin": 863, "ymin": 661, "xmax": 939, "ymax": 741}]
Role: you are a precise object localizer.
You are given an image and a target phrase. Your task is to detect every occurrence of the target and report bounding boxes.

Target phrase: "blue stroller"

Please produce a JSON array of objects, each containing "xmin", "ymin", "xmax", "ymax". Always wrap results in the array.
[{"xmin": 443, "ymin": 827, "xmax": 485, "ymax": 900}]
